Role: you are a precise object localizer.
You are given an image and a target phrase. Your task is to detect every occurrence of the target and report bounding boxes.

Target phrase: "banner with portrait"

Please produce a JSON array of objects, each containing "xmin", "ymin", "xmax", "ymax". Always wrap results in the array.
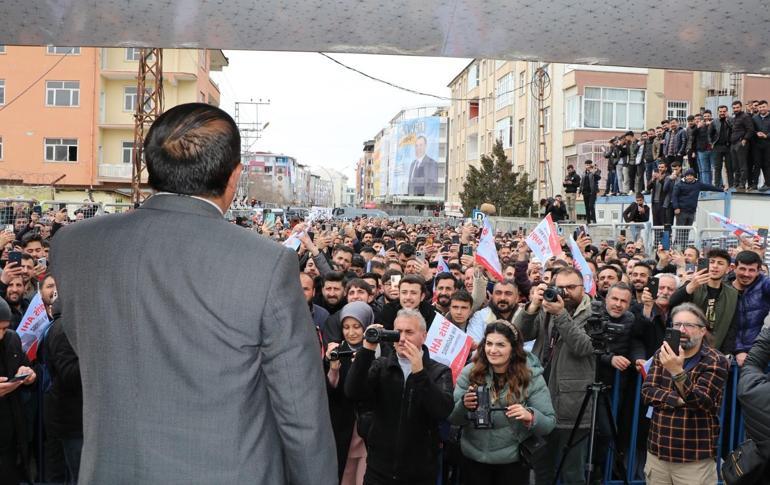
[{"xmin": 389, "ymin": 116, "xmax": 443, "ymax": 198}]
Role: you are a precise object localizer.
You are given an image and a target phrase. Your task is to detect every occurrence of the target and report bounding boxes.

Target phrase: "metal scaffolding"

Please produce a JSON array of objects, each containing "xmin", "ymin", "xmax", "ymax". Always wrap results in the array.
[{"xmin": 131, "ymin": 48, "xmax": 164, "ymax": 205}]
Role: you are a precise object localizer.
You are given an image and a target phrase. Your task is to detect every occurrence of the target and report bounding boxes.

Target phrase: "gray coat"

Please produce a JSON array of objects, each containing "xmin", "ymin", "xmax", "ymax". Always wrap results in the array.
[
  {"xmin": 50, "ymin": 194, "xmax": 337, "ymax": 484},
  {"xmin": 514, "ymin": 294, "xmax": 595, "ymax": 428}
]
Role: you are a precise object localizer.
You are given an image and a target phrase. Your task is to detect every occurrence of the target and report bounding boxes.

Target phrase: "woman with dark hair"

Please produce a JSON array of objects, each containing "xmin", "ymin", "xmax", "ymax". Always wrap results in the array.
[{"xmin": 449, "ymin": 320, "xmax": 555, "ymax": 485}]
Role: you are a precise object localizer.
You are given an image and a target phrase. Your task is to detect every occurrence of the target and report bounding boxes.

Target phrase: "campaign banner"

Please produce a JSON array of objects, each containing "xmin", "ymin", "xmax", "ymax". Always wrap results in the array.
[
  {"xmin": 568, "ymin": 235, "xmax": 596, "ymax": 296},
  {"xmin": 389, "ymin": 116, "xmax": 443, "ymax": 198},
  {"xmin": 16, "ymin": 293, "xmax": 51, "ymax": 361},
  {"xmin": 475, "ymin": 215, "xmax": 504, "ymax": 281},
  {"xmin": 426, "ymin": 314, "xmax": 474, "ymax": 383},
  {"xmin": 525, "ymin": 214, "xmax": 563, "ymax": 262},
  {"xmin": 708, "ymin": 212, "xmax": 757, "ymax": 238}
]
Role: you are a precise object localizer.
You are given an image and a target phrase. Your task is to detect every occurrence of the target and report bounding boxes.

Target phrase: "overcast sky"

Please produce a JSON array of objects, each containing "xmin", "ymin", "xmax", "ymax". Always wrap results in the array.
[{"xmin": 211, "ymin": 51, "xmax": 470, "ymax": 184}]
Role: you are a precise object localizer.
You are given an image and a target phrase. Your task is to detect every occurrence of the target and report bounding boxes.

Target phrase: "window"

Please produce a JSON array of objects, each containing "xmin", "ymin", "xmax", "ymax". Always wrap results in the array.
[
  {"xmin": 0, "ymin": 80, "xmax": 4, "ymax": 105},
  {"xmin": 667, "ymin": 101, "xmax": 689, "ymax": 123},
  {"xmin": 0, "ymin": 46, "xmax": 5, "ymax": 54},
  {"xmin": 495, "ymin": 73, "xmax": 513, "ymax": 110},
  {"xmin": 468, "ymin": 100, "xmax": 479, "ymax": 119},
  {"xmin": 565, "ymin": 95, "xmax": 581, "ymax": 129},
  {"xmin": 466, "ymin": 134, "xmax": 479, "ymax": 160},
  {"xmin": 495, "ymin": 117, "xmax": 513, "ymax": 148},
  {"xmin": 123, "ymin": 86, "xmax": 154, "ymax": 112},
  {"xmin": 0, "ymin": 137, "xmax": 3, "ymax": 160},
  {"xmin": 122, "ymin": 141, "xmax": 134, "ymax": 164},
  {"xmin": 582, "ymin": 87, "xmax": 645, "ymax": 130},
  {"xmin": 45, "ymin": 81, "xmax": 80, "ymax": 107},
  {"xmin": 519, "ymin": 71, "xmax": 526, "ymax": 96},
  {"xmin": 47, "ymin": 46, "xmax": 80, "ymax": 55},
  {"xmin": 518, "ymin": 118, "xmax": 526, "ymax": 142},
  {"xmin": 44, "ymin": 138, "xmax": 78, "ymax": 162},
  {"xmin": 125, "ymin": 48, "xmax": 141, "ymax": 61},
  {"xmin": 467, "ymin": 63, "xmax": 479, "ymax": 92},
  {"xmin": 543, "ymin": 106, "xmax": 551, "ymax": 134}
]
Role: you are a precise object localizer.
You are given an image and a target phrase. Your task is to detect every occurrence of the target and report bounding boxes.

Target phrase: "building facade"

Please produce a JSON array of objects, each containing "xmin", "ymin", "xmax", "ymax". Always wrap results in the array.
[
  {"xmin": 355, "ymin": 140, "xmax": 375, "ymax": 207},
  {"xmin": 447, "ymin": 60, "xmax": 770, "ymax": 214},
  {"xmin": 0, "ymin": 45, "xmax": 226, "ymax": 200}
]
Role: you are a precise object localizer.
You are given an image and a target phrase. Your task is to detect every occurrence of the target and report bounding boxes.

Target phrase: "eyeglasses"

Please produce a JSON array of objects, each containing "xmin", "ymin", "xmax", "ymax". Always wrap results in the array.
[
  {"xmin": 672, "ymin": 322, "xmax": 706, "ymax": 331},
  {"xmin": 556, "ymin": 284, "xmax": 582, "ymax": 292}
]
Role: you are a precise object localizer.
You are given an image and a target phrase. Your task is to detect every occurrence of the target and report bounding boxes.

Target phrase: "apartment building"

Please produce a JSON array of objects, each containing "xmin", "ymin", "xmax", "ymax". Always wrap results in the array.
[
  {"xmin": 356, "ymin": 139, "xmax": 375, "ymax": 207},
  {"xmin": 0, "ymin": 45, "xmax": 226, "ymax": 200},
  {"xmin": 447, "ymin": 60, "xmax": 770, "ymax": 213}
]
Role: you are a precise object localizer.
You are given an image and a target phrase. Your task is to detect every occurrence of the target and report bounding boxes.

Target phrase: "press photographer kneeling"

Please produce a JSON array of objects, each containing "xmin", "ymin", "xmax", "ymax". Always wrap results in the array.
[
  {"xmin": 449, "ymin": 320, "xmax": 556, "ymax": 485},
  {"xmin": 344, "ymin": 309, "xmax": 454, "ymax": 485}
]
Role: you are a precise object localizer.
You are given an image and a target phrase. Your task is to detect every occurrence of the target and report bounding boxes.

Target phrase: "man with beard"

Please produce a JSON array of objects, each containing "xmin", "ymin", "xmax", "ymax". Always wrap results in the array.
[
  {"xmin": 669, "ymin": 249, "xmax": 736, "ymax": 352},
  {"xmin": 596, "ymin": 265, "xmax": 622, "ymax": 301},
  {"xmin": 641, "ymin": 304, "xmax": 728, "ymax": 484},
  {"xmin": 632, "ymin": 273, "xmax": 679, "ymax": 365},
  {"xmin": 708, "ymin": 105, "xmax": 733, "ymax": 188},
  {"xmin": 729, "ymin": 250, "xmax": 770, "ymax": 367},
  {"xmin": 432, "ymin": 273, "xmax": 457, "ymax": 316},
  {"xmin": 2, "ymin": 276, "xmax": 28, "ymax": 330},
  {"xmin": 498, "ymin": 244, "xmax": 513, "ymax": 267},
  {"xmin": 466, "ymin": 279, "xmax": 519, "ymax": 344},
  {"xmin": 315, "ymin": 272, "xmax": 346, "ymax": 315},
  {"xmin": 300, "ymin": 272, "xmax": 330, "ymax": 339},
  {"xmin": 514, "ymin": 267, "xmax": 594, "ymax": 485},
  {"xmin": 323, "ymin": 279, "xmax": 374, "ymax": 344},
  {"xmin": 628, "ymin": 262, "xmax": 652, "ymax": 307}
]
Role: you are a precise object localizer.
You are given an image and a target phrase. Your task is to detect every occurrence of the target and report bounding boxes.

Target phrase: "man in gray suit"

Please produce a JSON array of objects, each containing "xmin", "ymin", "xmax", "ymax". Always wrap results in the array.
[
  {"xmin": 50, "ymin": 103, "xmax": 337, "ymax": 484},
  {"xmin": 406, "ymin": 135, "xmax": 439, "ymax": 197}
]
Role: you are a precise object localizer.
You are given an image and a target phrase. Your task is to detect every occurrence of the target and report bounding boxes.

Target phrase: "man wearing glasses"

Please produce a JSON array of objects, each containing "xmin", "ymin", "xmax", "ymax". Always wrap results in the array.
[
  {"xmin": 641, "ymin": 303, "xmax": 729, "ymax": 484},
  {"xmin": 515, "ymin": 266, "xmax": 594, "ymax": 485}
]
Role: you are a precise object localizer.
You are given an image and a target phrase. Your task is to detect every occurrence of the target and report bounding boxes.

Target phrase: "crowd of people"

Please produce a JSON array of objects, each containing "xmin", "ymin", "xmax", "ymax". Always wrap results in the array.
[{"xmin": 2, "ymin": 102, "xmax": 770, "ymax": 485}]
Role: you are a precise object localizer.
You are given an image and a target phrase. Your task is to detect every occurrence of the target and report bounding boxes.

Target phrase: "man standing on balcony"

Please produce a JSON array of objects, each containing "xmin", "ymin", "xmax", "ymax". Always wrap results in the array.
[
  {"xmin": 562, "ymin": 164, "xmax": 581, "ymax": 221},
  {"xmin": 579, "ymin": 160, "xmax": 601, "ymax": 224}
]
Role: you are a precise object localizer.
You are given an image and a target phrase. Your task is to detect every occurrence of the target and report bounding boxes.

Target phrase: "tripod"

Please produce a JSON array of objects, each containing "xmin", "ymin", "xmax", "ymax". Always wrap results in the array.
[{"xmin": 552, "ymin": 352, "xmax": 629, "ymax": 485}]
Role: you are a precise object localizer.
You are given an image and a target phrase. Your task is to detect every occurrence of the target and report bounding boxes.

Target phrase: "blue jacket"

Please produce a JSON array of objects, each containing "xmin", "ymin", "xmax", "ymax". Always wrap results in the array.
[
  {"xmin": 733, "ymin": 274, "xmax": 770, "ymax": 353},
  {"xmin": 671, "ymin": 179, "xmax": 722, "ymax": 213}
]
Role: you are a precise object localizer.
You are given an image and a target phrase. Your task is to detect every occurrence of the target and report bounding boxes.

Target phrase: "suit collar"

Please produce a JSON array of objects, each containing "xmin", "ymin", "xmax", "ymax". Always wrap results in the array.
[{"xmin": 140, "ymin": 193, "xmax": 225, "ymax": 219}]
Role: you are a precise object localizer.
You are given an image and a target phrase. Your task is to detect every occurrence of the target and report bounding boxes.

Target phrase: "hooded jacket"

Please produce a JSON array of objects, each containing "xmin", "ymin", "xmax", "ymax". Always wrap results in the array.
[
  {"xmin": 732, "ymin": 274, "xmax": 770, "ymax": 353},
  {"xmin": 448, "ymin": 353, "xmax": 556, "ymax": 464},
  {"xmin": 738, "ymin": 326, "xmax": 770, "ymax": 458},
  {"xmin": 671, "ymin": 179, "xmax": 722, "ymax": 214}
]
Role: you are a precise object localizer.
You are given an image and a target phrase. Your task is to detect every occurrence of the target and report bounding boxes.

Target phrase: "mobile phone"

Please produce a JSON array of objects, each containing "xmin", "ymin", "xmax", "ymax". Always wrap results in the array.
[
  {"xmin": 37, "ymin": 257, "xmax": 47, "ymax": 268},
  {"xmin": 4, "ymin": 224, "xmax": 13, "ymax": 233},
  {"xmin": 8, "ymin": 251, "xmax": 22, "ymax": 266},
  {"xmin": 620, "ymin": 229, "xmax": 626, "ymax": 237},
  {"xmin": 386, "ymin": 240, "xmax": 396, "ymax": 250},
  {"xmin": 390, "ymin": 275, "xmax": 401, "ymax": 286},
  {"xmin": 697, "ymin": 257, "xmax": 709, "ymax": 272},
  {"xmin": 647, "ymin": 277, "xmax": 659, "ymax": 299},
  {"xmin": 462, "ymin": 245, "xmax": 473, "ymax": 256},
  {"xmin": 415, "ymin": 250, "xmax": 426, "ymax": 262},
  {"xmin": 758, "ymin": 227, "xmax": 769, "ymax": 248},
  {"xmin": 557, "ymin": 225, "xmax": 564, "ymax": 235},
  {"xmin": 607, "ymin": 239, "xmax": 615, "ymax": 248},
  {"xmin": 451, "ymin": 235, "xmax": 460, "ymax": 244},
  {"xmin": 6, "ymin": 374, "xmax": 30, "ymax": 383},
  {"xmin": 661, "ymin": 230, "xmax": 671, "ymax": 251},
  {"xmin": 664, "ymin": 328, "xmax": 681, "ymax": 355},
  {"xmin": 321, "ymin": 223, "xmax": 328, "ymax": 232},
  {"xmin": 685, "ymin": 263, "xmax": 696, "ymax": 273}
]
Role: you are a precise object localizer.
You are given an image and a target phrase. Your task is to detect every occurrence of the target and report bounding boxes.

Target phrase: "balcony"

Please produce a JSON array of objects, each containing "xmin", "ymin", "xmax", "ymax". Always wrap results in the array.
[{"xmin": 98, "ymin": 163, "xmax": 133, "ymax": 179}]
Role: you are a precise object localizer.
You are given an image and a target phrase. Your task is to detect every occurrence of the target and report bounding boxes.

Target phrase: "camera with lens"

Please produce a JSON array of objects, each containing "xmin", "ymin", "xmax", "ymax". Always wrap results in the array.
[
  {"xmin": 543, "ymin": 286, "xmax": 565, "ymax": 303},
  {"xmin": 364, "ymin": 327, "xmax": 401, "ymax": 344},
  {"xmin": 466, "ymin": 386, "xmax": 507, "ymax": 429},
  {"xmin": 586, "ymin": 301, "xmax": 627, "ymax": 353},
  {"xmin": 328, "ymin": 348, "xmax": 355, "ymax": 361}
]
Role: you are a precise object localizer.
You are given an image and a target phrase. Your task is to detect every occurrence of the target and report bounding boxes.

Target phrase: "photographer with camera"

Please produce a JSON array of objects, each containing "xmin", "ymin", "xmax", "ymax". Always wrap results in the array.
[
  {"xmin": 513, "ymin": 267, "xmax": 594, "ymax": 485},
  {"xmin": 449, "ymin": 320, "xmax": 555, "ymax": 485},
  {"xmin": 326, "ymin": 301, "xmax": 376, "ymax": 484},
  {"xmin": 344, "ymin": 309, "xmax": 453, "ymax": 485}
]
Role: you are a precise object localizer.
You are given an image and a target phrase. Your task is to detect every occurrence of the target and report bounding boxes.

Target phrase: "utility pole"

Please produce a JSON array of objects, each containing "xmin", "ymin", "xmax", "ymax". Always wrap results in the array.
[
  {"xmin": 131, "ymin": 48, "xmax": 164, "ymax": 205},
  {"xmin": 234, "ymin": 99, "xmax": 270, "ymax": 200}
]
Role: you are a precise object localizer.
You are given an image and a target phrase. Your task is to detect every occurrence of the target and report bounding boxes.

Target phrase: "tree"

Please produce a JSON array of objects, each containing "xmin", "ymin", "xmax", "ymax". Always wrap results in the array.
[{"xmin": 459, "ymin": 139, "xmax": 537, "ymax": 217}]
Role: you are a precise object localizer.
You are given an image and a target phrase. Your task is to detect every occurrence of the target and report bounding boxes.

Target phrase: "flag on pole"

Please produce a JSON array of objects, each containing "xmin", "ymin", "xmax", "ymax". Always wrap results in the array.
[
  {"xmin": 525, "ymin": 214, "xmax": 563, "ymax": 262},
  {"xmin": 568, "ymin": 235, "xmax": 596, "ymax": 296},
  {"xmin": 708, "ymin": 212, "xmax": 757, "ymax": 238},
  {"xmin": 436, "ymin": 254, "xmax": 450, "ymax": 274},
  {"xmin": 475, "ymin": 215, "xmax": 504, "ymax": 281},
  {"xmin": 16, "ymin": 294, "xmax": 51, "ymax": 361}
]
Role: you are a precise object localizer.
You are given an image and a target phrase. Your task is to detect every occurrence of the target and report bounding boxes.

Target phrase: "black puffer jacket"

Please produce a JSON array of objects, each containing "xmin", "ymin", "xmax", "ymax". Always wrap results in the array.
[
  {"xmin": 0, "ymin": 330, "xmax": 33, "ymax": 477},
  {"xmin": 345, "ymin": 346, "xmax": 453, "ymax": 482},
  {"xmin": 42, "ymin": 315, "xmax": 83, "ymax": 439},
  {"xmin": 738, "ymin": 326, "xmax": 770, "ymax": 458},
  {"xmin": 598, "ymin": 310, "xmax": 635, "ymax": 385}
]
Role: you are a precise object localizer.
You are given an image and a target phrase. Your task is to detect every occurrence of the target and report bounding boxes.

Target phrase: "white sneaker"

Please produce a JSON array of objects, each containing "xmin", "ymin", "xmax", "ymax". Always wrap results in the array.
[{"xmin": 628, "ymin": 191, "xmax": 635, "ymax": 195}]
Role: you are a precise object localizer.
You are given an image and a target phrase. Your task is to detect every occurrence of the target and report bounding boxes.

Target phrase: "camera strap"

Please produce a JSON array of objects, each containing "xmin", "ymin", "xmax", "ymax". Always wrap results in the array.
[{"xmin": 541, "ymin": 314, "xmax": 558, "ymax": 381}]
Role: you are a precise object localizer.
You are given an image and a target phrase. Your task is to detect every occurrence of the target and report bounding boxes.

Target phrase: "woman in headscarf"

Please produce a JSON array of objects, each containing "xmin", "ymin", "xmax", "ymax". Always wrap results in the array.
[{"xmin": 325, "ymin": 301, "xmax": 374, "ymax": 485}]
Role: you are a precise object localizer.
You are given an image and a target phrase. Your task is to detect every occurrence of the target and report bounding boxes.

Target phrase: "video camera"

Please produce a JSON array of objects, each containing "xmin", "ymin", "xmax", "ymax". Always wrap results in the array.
[
  {"xmin": 328, "ymin": 348, "xmax": 355, "ymax": 361},
  {"xmin": 364, "ymin": 327, "xmax": 401, "ymax": 344},
  {"xmin": 585, "ymin": 301, "xmax": 627, "ymax": 354},
  {"xmin": 466, "ymin": 386, "xmax": 507, "ymax": 429}
]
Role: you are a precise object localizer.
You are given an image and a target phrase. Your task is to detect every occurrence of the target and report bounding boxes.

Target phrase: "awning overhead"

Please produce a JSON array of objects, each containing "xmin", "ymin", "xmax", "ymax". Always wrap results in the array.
[{"xmin": 1, "ymin": 0, "xmax": 769, "ymax": 73}]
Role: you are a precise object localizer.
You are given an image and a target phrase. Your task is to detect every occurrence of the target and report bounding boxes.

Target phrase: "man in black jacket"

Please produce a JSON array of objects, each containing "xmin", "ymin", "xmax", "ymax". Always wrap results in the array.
[
  {"xmin": 622, "ymin": 193, "xmax": 650, "ymax": 242},
  {"xmin": 752, "ymin": 100, "xmax": 770, "ymax": 191},
  {"xmin": 738, "ymin": 326, "xmax": 770, "ymax": 481},
  {"xmin": 562, "ymin": 165, "xmax": 581, "ymax": 221},
  {"xmin": 730, "ymin": 100, "xmax": 756, "ymax": 190},
  {"xmin": 0, "ymin": 298, "xmax": 37, "ymax": 485},
  {"xmin": 579, "ymin": 159, "xmax": 601, "ymax": 224},
  {"xmin": 647, "ymin": 161, "xmax": 674, "ymax": 225},
  {"xmin": 709, "ymin": 105, "xmax": 733, "ymax": 188},
  {"xmin": 345, "ymin": 309, "xmax": 453, "ymax": 485}
]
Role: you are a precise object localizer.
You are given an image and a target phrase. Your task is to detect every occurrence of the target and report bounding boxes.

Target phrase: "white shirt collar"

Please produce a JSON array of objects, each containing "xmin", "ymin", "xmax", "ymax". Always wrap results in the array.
[{"xmin": 153, "ymin": 192, "xmax": 224, "ymax": 216}]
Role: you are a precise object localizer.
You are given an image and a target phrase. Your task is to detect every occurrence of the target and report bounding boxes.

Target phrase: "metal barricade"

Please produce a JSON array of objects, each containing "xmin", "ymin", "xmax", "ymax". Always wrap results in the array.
[
  {"xmin": 38, "ymin": 200, "xmax": 103, "ymax": 219},
  {"xmin": 102, "ymin": 203, "xmax": 134, "ymax": 214},
  {"xmin": 611, "ymin": 222, "xmax": 652, "ymax": 253},
  {"xmin": 0, "ymin": 198, "xmax": 38, "ymax": 229},
  {"xmin": 650, "ymin": 225, "xmax": 697, "ymax": 252},
  {"xmin": 490, "ymin": 217, "xmax": 541, "ymax": 234},
  {"xmin": 556, "ymin": 223, "xmax": 615, "ymax": 244}
]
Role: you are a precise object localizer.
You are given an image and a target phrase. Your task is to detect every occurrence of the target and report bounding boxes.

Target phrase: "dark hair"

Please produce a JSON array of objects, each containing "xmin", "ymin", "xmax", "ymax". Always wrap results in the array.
[
  {"xmin": 450, "ymin": 289, "xmax": 473, "ymax": 304},
  {"xmin": 382, "ymin": 269, "xmax": 403, "ymax": 282},
  {"xmin": 145, "ymin": 103, "xmax": 241, "ymax": 196},
  {"xmin": 470, "ymin": 321, "xmax": 531, "ymax": 404},
  {"xmin": 685, "ymin": 246, "xmax": 700, "ymax": 258},
  {"xmin": 607, "ymin": 282, "xmax": 634, "ymax": 298},
  {"xmin": 686, "ymin": 115, "xmax": 695, "ymax": 122},
  {"xmin": 759, "ymin": 100, "xmax": 768, "ymax": 106},
  {"xmin": 732, "ymin": 100, "xmax": 743, "ymax": 107},
  {"xmin": 552, "ymin": 266, "xmax": 584, "ymax": 283},
  {"xmin": 360, "ymin": 247, "xmax": 376, "ymax": 256},
  {"xmin": 435, "ymin": 272, "xmax": 458, "ymax": 288},
  {"xmin": 399, "ymin": 274, "xmax": 426, "ymax": 291},
  {"xmin": 368, "ymin": 260, "xmax": 386, "ymax": 272},
  {"xmin": 398, "ymin": 243, "xmax": 415, "ymax": 257},
  {"xmin": 493, "ymin": 278, "xmax": 518, "ymax": 291},
  {"xmin": 21, "ymin": 253, "xmax": 35, "ymax": 263},
  {"xmin": 585, "ymin": 159, "xmax": 593, "ymax": 165},
  {"xmin": 703, "ymin": 109, "xmax": 712, "ymax": 114},
  {"xmin": 598, "ymin": 265, "xmax": 622, "ymax": 280},
  {"xmin": 362, "ymin": 272, "xmax": 381, "ymax": 284},
  {"xmin": 735, "ymin": 250, "xmax": 762, "ymax": 268},
  {"xmin": 324, "ymin": 271, "xmax": 345, "ymax": 284},
  {"xmin": 631, "ymin": 262, "xmax": 652, "ymax": 274},
  {"xmin": 333, "ymin": 244, "xmax": 355, "ymax": 257},
  {"xmin": 717, "ymin": 105, "xmax": 728, "ymax": 111},
  {"xmin": 350, "ymin": 255, "xmax": 366, "ymax": 268},
  {"xmin": 706, "ymin": 248, "xmax": 730, "ymax": 264},
  {"xmin": 448, "ymin": 263, "xmax": 463, "ymax": 272},
  {"xmin": 346, "ymin": 278, "xmax": 373, "ymax": 295},
  {"xmin": 21, "ymin": 232, "xmax": 44, "ymax": 247}
]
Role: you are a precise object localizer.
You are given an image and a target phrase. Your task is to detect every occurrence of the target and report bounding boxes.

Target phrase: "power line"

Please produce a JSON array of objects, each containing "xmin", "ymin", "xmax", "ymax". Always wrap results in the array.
[
  {"xmin": 0, "ymin": 48, "xmax": 74, "ymax": 112},
  {"xmin": 318, "ymin": 52, "xmax": 539, "ymax": 102}
]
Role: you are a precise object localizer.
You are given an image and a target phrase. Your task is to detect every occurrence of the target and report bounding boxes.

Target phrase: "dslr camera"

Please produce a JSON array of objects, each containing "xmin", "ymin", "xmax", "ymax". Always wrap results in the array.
[
  {"xmin": 364, "ymin": 327, "xmax": 401, "ymax": 344},
  {"xmin": 466, "ymin": 386, "xmax": 507, "ymax": 429},
  {"xmin": 543, "ymin": 286, "xmax": 565, "ymax": 303}
]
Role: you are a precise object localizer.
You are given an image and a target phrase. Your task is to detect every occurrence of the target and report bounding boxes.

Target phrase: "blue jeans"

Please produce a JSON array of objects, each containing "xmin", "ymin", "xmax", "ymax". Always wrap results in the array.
[
  {"xmin": 645, "ymin": 161, "xmax": 657, "ymax": 188},
  {"xmin": 605, "ymin": 170, "xmax": 617, "ymax": 194},
  {"xmin": 697, "ymin": 151, "xmax": 713, "ymax": 185}
]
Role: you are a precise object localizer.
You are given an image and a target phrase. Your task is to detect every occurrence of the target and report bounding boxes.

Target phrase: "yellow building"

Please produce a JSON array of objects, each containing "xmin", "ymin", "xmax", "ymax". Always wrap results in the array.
[{"xmin": 0, "ymin": 45, "xmax": 227, "ymax": 201}]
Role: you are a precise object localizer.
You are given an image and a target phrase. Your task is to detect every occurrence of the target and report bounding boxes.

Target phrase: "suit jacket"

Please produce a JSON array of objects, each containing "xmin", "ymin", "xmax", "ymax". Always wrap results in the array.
[
  {"xmin": 407, "ymin": 155, "xmax": 439, "ymax": 197},
  {"xmin": 50, "ymin": 194, "xmax": 337, "ymax": 484}
]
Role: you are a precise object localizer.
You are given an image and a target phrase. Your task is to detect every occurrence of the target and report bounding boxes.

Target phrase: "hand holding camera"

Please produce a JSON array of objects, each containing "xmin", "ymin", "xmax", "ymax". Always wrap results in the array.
[
  {"xmin": 463, "ymin": 385, "xmax": 478, "ymax": 411},
  {"xmin": 542, "ymin": 286, "xmax": 566, "ymax": 315},
  {"xmin": 363, "ymin": 325, "xmax": 400, "ymax": 352}
]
